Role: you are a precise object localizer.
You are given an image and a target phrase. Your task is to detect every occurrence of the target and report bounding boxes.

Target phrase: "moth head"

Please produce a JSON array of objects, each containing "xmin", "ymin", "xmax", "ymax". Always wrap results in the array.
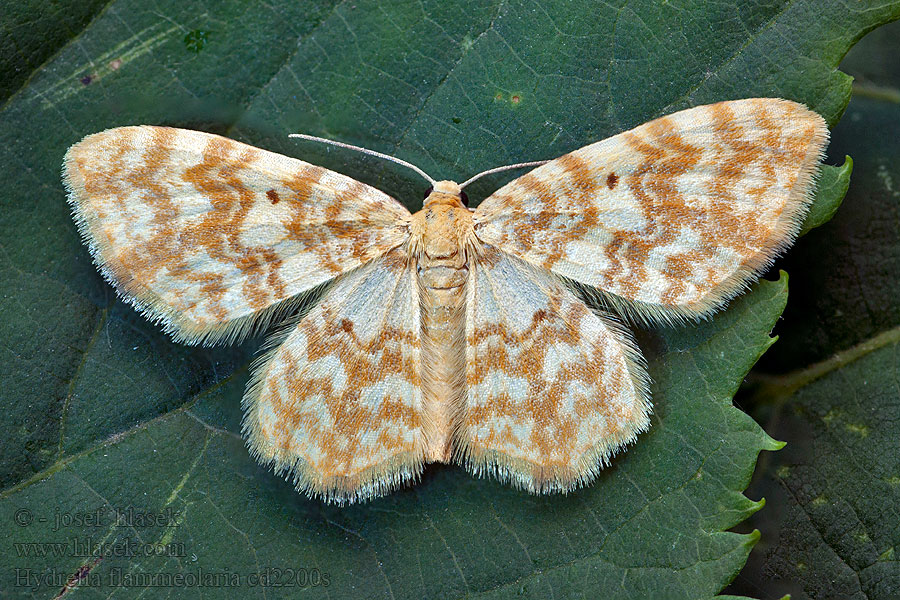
[{"xmin": 423, "ymin": 180, "xmax": 468, "ymax": 209}]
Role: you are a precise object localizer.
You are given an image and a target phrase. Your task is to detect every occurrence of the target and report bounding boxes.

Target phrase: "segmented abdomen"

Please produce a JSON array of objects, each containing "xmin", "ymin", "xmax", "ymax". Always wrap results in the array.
[{"xmin": 417, "ymin": 263, "xmax": 469, "ymax": 462}]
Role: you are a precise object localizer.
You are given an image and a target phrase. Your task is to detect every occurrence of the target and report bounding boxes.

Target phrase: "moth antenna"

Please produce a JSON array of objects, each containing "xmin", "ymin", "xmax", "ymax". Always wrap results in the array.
[
  {"xmin": 289, "ymin": 133, "xmax": 436, "ymax": 186},
  {"xmin": 459, "ymin": 160, "xmax": 550, "ymax": 189}
]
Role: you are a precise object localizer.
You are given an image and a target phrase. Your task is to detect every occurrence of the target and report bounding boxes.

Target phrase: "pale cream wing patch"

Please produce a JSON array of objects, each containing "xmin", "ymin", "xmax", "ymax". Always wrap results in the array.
[
  {"xmin": 459, "ymin": 246, "xmax": 651, "ymax": 493},
  {"xmin": 243, "ymin": 248, "xmax": 425, "ymax": 504},
  {"xmin": 473, "ymin": 98, "xmax": 829, "ymax": 323},
  {"xmin": 63, "ymin": 126, "xmax": 411, "ymax": 344}
]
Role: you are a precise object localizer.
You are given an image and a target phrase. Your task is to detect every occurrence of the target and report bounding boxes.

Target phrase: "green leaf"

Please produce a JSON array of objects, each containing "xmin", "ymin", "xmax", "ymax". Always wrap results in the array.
[
  {"xmin": 729, "ymin": 19, "xmax": 900, "ymax": 599},
  {"xmin": 1, "ymin": 1, "xmax": 897, "ymax": 598},
  {"xmin": 801, "ymin": 157, "xmax": 852, "ymax": 236},
  {"xmin": 0, "ymin": 0, "xmax": 108, "ymax": 102}
]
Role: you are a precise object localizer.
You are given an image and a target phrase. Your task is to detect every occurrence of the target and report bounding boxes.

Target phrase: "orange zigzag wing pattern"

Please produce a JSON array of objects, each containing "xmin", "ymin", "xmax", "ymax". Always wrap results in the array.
[
  {"xmin": 461, "ymin": 247, "xmax": 650, "ymax": 492},
  {"xmin": 473, "ymin": 98, "xmax": 828, "ymax": 324},
  {"xmin": 242, "ymin": 248, "xmax": 426, "ymax": 504},
  {"xmin": 62, "ymin": 98, "xmax": 829, "ymax": 504},
  {"xmin": 63, "ymin": 126, "xmax": 411, "ymax": 344}
]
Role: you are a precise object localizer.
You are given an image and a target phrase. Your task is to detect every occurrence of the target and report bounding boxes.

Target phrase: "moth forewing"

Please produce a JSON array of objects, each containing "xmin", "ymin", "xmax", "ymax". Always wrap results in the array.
[
  {"xmin": 473, "ymin": 98, "xmax": 828, "ymax": 325},
  {"xmin": 62, "ymin": 125, "xmax": 411, "ymax": 346}
]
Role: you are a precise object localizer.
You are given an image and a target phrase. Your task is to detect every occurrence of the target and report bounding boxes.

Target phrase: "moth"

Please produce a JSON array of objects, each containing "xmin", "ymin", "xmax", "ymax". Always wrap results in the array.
[{"xmin": 63, "ymin": 98, "xmax": 828, "ymax": 504}]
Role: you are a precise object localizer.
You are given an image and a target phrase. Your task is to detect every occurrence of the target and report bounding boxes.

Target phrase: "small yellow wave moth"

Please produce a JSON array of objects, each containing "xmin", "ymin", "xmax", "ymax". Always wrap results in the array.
[{"xmin": 63, "ymin": 98, "xmax": 828, "ymax": 504}]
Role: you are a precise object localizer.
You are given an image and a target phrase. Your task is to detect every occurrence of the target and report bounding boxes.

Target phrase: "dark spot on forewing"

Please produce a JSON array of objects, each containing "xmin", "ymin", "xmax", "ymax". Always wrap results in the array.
[
  {"xmin": 266, "ymin": 189, "xmax": 280, "ymax": 204},
  {"xmin": 606, "ymin": 172, "xmax": 619, "ymax": 189}
]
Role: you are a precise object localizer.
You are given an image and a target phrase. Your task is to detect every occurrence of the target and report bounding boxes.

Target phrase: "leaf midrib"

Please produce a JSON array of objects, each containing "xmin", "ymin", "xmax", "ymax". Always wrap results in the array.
[{"xmin": 749, "ymin": 325, "xmax": 900, "ymax": 402}]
